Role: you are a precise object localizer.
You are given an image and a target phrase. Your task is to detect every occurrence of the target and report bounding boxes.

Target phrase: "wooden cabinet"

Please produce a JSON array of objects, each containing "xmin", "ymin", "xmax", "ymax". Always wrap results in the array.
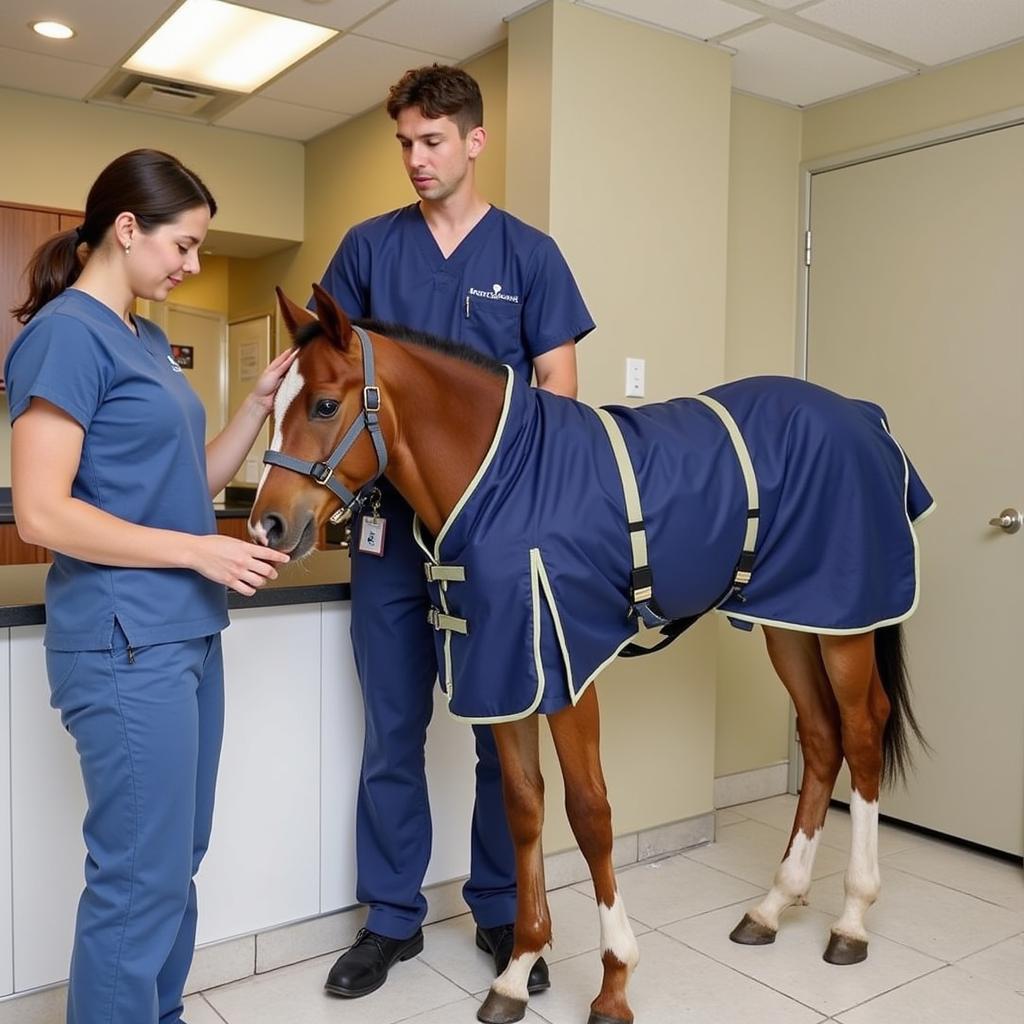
[{"xmin": 0, "ymin": 203, "xmax": 83, "ymax": 388}]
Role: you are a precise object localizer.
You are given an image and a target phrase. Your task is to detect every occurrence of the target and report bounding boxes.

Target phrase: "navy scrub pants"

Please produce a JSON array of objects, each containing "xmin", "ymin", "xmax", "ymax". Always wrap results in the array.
[
  {"xmin": 350, "ymin": 481, "xmax": 517, "ymax": 939},
  {"xmin": 46, "ymin": 625, "xmax": 224, "ymax": 1024}
]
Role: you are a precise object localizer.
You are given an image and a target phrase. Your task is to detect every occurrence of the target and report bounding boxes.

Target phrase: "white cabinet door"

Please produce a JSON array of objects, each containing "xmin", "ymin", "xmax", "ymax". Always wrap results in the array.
[
  {"xmin": 196, "ymin": 606, "xmax": 322, "ymax": 943},
  {"xmin": 319, "ymin": 604, "xmax": 363, "ymax": 912},
  {"xmin": 0, "ymin": 629, "xmax": 13, "ymax": 997},
  {"xmin": 10, "ymin": 627, "xmax": 85, "ymax": 992}
]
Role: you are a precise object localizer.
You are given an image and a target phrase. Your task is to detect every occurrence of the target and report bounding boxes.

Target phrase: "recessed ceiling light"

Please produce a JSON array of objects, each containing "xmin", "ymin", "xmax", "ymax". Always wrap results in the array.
[
  {"xmin": 124, "ymin": 0, "xmax": 337, "ymax": 93},
  {"xmin": 32, "ymin": 20, "xmax": 75, "ymax": 40}
]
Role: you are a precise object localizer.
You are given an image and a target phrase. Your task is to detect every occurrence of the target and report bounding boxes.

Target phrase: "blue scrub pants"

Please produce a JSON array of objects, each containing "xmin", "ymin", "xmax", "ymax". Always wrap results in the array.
[
  {"xmin": 350, "ymin": 481, "xmax": 517, "ymax": 939},
  {"xmin": 46, "ymin": 626, "xmax": 224, "ymax": 1024}
]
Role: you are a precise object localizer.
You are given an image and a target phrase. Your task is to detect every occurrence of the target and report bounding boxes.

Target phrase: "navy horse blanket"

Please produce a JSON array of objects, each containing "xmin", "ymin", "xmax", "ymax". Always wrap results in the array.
[{"xmin": 416, "ymin": 370, "xmax": 933, "ymax": 723}]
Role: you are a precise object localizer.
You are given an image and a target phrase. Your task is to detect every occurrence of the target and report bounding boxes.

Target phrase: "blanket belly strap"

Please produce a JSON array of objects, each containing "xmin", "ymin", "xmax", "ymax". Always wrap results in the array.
[
  {"xmin": 692, "ymin": 394, "xmax": 760, "ymax": 597},
  {"xmin": 595, "ymin": 409, "xmax": 671, "ymax": 628}
]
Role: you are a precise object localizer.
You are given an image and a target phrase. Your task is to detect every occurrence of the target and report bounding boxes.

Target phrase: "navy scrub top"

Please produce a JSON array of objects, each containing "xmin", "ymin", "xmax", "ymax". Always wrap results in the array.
[
  {"xmin": 4, "ymin": 289, "xmax": 229, "ymax": 651},
  {"xmin": 318, "ymin": 204, "xmax": 595, "ymax": 381}
]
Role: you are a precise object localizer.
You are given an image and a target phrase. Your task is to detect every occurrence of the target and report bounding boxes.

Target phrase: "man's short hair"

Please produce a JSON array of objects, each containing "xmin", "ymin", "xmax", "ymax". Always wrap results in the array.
[{"xmin": 386, "ymin": 64, "xmax": 483, "ymax": 137}]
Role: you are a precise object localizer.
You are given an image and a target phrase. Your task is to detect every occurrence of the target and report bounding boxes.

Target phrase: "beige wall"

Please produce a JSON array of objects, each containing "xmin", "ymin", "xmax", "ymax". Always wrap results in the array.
[
  {"xmin": 715, "ymin": 93, "xmax": 802, "ymax": 778},
  {"xmin": 0, "ymin": 88, "xmax": 303, "ymax": 246},
  {"xmin": 509, "ymin": 1, "xmax": 732, "ymax": 849}
]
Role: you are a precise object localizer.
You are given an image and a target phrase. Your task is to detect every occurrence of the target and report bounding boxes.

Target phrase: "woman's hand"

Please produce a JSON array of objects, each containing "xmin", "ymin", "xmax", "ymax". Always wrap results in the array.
[
  {"xmin": 249, "ymin": 347, "xmax": 300, "ymax": 415},
  {"xmin": 187, "ymin": 535, "xmax": 292, "ymax": 596}
]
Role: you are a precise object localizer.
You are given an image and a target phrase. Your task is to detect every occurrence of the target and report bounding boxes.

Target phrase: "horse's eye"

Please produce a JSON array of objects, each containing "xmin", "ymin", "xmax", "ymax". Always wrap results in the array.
[{"xmin": 315, "ymin": 399, "xmax": 339, "ymax": 419}]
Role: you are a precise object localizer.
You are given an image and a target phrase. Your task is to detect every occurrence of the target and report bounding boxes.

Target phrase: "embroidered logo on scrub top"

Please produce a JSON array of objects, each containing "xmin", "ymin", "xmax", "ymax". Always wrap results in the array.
[
  {"xmin": 166, "ymin": 354, "xmax": 184, "ymax": 374},
  {"xmin": 468, "ymin": 283, "xmax": 520, "ymax": 304}
]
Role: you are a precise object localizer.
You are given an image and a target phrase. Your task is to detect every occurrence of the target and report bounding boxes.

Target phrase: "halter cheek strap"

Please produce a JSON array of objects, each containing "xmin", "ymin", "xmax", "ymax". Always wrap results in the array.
[{"xmin": 262, "ymin": 325, "xmax": 388, "ymax": 516}]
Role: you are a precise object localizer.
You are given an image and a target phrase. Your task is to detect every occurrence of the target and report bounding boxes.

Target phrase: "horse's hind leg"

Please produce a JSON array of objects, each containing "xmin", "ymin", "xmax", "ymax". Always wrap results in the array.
[
  {"xmin": 548, "ymin": 686, "xmax": 639, "ymax": 1024},
  {"xmin": 479, "ymin": 714, "xmax": 551, "ymax": 1024},
  {"xmin": 818, "ymin": 631, "xmax": 889, "ymax": 965},
  {"xmin": 731, "ymin": 626, "xmax": 844, "ymax": 947}
]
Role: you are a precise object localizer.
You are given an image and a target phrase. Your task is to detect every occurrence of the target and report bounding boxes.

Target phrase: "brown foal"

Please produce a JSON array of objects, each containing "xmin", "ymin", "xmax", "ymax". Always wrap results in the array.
[{"xmin": 251, "ymin": 287, "xmax": 922, "ymax": 1024}]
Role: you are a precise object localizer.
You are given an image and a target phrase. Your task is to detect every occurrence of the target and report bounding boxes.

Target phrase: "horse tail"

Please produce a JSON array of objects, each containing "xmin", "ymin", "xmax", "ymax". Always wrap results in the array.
[{"xmin": 874, "ymin": 623, "xmax": 928, "ymax": 788}]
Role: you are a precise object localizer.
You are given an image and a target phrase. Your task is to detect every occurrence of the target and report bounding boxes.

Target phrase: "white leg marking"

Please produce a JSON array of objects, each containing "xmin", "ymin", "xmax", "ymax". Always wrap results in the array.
[
  {"xmin": 599, "ymin": 891, "xmax": 639, "ymax": 974},
  {"xmin": 832, "ymin": 790, "xmax": 880, "ymax": 942},
  {"xmin": 749, "ymin": 828, "xmax": 822, "ymax": 931},
  {"xmin": 250, "ymin": 360, "xmax": 305, "ymax": 529},
  {"xmin": 491, "ymin": 951, "xmax": 542, "ymax": 1002}
]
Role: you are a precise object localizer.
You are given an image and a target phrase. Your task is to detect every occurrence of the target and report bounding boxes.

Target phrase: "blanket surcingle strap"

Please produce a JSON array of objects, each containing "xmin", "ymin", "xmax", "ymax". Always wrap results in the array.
[{"xmin": 597, "ymin": 397, "xmax": 762, "ymax": 657}]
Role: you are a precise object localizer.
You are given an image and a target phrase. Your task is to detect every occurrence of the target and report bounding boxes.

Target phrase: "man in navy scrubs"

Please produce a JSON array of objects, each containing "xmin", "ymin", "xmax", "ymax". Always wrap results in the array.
[{"xmin": 319, "ymin": 65, "xmax": 594, "ymax": 999}]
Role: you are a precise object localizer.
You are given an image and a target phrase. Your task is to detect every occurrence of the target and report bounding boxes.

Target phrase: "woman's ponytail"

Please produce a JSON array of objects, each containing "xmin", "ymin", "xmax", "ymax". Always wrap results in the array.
[{"xmin": 11, "ymin": 228, "xmax": 84, "ymax": 324}]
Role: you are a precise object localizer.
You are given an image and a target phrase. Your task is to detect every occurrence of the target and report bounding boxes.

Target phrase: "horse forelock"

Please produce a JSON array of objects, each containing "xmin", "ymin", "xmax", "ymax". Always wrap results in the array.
[{"xmin": 294, "ymin": 320, "xmax": 324, "ymax": 347}]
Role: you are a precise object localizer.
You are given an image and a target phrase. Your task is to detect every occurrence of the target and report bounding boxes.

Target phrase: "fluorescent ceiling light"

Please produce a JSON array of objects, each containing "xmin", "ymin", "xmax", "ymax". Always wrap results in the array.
[
  {"xmin": 32, "ymin": 20, "xmax": 75, "ymax": 39},
  {"xmin": 124, "ymin": 0, "xmax": 337, "ymax": 93}
]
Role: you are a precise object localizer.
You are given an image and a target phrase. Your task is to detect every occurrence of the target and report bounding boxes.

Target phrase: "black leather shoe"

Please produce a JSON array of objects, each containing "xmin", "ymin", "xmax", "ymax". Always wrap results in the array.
[
  {"xmin": 475, "ymin": 923, "xmax": 550, "ymax": 994},
  {"xmin": 324, "ymin": 927, "xmax": 424, "ymax": 998}
]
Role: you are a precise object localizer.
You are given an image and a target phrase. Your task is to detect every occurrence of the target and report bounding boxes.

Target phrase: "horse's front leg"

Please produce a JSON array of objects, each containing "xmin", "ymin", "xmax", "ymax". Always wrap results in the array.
[
  {"xmin": 549, "ymin": 686, "xmax": 639, "ymax": 1024},
  {"xmin": 478, "ymin": 713, "xmax": 550, "ymax": 1024}
]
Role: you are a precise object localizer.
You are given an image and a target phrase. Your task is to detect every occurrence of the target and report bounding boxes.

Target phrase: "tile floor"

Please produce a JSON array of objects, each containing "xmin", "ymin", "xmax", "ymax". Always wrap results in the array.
[{"xmin": 187, "ymin": 795, "xmax": 1024, "ymax": 1024}]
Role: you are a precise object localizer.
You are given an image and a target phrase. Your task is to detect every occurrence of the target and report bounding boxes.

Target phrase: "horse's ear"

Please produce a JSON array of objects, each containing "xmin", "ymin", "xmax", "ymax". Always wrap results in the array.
[
  {"xmin": 311, "ymin": 283, "xmax": 353, "ymax": 349},
  {"xmin": 276, "ymin": 287, "xmax": 317, "ymax": 340}
]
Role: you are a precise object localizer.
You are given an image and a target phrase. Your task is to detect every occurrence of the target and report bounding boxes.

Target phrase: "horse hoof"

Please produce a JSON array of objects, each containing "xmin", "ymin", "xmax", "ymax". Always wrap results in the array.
[
  {"xmin": 729, "ymin": 913, "xmax": 776, "ymax": 945},
  {"xmin": 477, "ymin": 990, "xmax": 527, "ymax": 1024},
  {"xmin": 587, "ymin": 1013, "xmax": 633, "ymax": 1024},
  {"xmin": 824, "ymin": 931, "xmax": 868, "ymax": 965}
]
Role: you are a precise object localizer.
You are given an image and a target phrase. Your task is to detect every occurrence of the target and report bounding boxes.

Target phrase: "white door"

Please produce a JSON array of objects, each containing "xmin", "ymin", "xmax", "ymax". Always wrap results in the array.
[{"xmin": 806, "ymin": 123, "xmax": 1024, "ymax": 855}]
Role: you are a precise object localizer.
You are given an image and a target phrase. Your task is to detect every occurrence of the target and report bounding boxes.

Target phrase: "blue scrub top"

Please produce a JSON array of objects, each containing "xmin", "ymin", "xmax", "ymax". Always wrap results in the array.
[
  {"xmin": 318, "ymin": 204, "xmax": 594, "ymax": 381},
  {"xmin": 5, "ymin": 289, "xmax": 229, "ymax": 651}
]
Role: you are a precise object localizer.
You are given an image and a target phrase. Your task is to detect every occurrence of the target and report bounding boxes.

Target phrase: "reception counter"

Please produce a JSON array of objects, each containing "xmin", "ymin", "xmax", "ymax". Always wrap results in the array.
[{"xmin": 0, "ymin": 550, "xmax": 484, "ymax": 1008}]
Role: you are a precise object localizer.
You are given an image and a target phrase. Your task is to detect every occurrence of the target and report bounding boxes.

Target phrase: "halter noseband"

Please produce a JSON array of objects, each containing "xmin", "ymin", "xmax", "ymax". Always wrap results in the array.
[{"xmin": 262, "ymin": 324, "xmax": 387, "ymax": 520}]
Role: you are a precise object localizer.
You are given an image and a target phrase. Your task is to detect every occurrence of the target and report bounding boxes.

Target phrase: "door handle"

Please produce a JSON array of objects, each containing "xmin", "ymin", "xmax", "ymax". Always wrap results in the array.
[{"xmin": 988, "ymin": 508, "xmax": 1022, "ymax": 534}]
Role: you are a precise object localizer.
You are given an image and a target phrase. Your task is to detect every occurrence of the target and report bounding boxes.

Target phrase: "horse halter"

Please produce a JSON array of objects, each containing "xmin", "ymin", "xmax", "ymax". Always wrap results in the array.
[{"xmin": 262, "ymin": 325, "xmax": 387, "ymax": 522}]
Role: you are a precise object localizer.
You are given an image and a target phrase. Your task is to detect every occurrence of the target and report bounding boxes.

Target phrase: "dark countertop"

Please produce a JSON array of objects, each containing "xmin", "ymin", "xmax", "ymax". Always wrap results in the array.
[{"xmin": 0, "ymin": 550, "xmax": 352, "ymax": 628}]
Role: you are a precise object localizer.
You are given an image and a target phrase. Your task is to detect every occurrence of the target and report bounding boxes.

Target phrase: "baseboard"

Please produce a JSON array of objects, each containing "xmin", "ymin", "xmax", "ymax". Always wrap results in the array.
[{"xmin": 714, "ymin": 762, "xmax": 789, "ymax": 809}]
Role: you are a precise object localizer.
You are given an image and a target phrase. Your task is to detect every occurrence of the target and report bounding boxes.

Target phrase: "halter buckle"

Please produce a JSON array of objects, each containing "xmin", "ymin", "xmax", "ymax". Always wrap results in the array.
[
  {"xmin": 311, "ymin": 461, "xmax": 333, "ymax": 485},
  {"xmin": 363, "ymin": 386, "xmax": 381, "ymax": 413}
]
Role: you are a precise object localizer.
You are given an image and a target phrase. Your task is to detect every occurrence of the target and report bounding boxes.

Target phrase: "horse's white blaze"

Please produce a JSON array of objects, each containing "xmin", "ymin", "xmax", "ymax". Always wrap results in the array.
[
  {"xmin": 490, "ymin": 951, "xmax": 542, "ymax": 1002},
  {"xmin": 832, "ymin": 790, "xmax": 880, "ymax": 942},
  {"xmin": 599, "ymin": 892, "xmax": 639, "ymax": 972},
  {"xmin": 251, "ymin": 360, "xmax": 305, "ymax": 526},
  {"xmin": 749, "ymin": 827, "xmax": 821, "ymax": 931}
]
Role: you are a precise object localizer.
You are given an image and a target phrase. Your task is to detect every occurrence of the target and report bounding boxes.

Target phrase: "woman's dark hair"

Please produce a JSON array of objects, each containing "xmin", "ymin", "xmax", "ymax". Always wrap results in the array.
[
  {"xmin": 12, "ymin": 148, "xmax": 216, "ymax": 323},
  {"xmin": 386, "ymin": 64, "xmax": 483, "ymax": 137}
]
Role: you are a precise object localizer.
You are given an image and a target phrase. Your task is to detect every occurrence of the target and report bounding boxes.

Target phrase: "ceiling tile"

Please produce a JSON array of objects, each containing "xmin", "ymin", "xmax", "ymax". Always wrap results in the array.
[
  {"xmin": 729, "ymin": 22, "xmax": 908, "ymax": 106},
  {"xmin": 214, "ymin": 95, "xmax": 349, "ymax": 139},
  {"xmin": 262, "ymin": 32, "xmax": 455, "ymax": 115},
  {"xmin": 580, "ymin": 0, "xmax": 759, "ymax": 40},
  {"xmin": 799, "ymin": 0, "xmax": 1024, "ymax": 66},
  {"xmin": 0, "ymin": 0, "xmax": 172, "ymax": 66},
  {"xmin": 356, "ymin": 0, "xmax": 530, "ymax": 57},
  {"xmin": 236, "ymin": 0, "xmax": 385, "ymax": 32},
  {"xmin": 0, "ymin": 45, "xmax": 108, "ymax": 100}
]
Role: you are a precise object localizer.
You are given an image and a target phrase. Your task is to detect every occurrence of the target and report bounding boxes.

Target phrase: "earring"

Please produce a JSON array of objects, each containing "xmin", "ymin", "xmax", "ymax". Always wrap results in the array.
[{"xmin": 124, "ymin": 239, "xmax": 132, "ymax": 256}]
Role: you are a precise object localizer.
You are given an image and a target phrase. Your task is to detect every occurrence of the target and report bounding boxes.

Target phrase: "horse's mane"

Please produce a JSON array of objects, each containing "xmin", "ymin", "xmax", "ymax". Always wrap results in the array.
[{"xmin": 294, "ymin": 318, "xmax": 506, "ymax": 380}]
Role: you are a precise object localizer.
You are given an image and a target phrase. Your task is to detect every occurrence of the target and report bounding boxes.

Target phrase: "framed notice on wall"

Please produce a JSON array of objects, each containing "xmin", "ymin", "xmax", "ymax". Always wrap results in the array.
[{"xmin": 228, "ymin": 314, "xmax": 272, "ymax": 487}]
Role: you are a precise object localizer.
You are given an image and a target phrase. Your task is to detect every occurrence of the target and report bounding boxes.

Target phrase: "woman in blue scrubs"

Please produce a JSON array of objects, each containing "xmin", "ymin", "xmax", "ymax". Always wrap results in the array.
[{"xmin": 5, "ymin": 149, "xmax": 293, "ymax": 1024}]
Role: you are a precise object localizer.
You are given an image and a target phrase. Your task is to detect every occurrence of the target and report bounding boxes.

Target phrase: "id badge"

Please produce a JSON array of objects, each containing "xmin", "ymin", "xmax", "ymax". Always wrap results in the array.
[{"xmin": 358, "ymin": 515, "xmax": 387, "ymax": 557}]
